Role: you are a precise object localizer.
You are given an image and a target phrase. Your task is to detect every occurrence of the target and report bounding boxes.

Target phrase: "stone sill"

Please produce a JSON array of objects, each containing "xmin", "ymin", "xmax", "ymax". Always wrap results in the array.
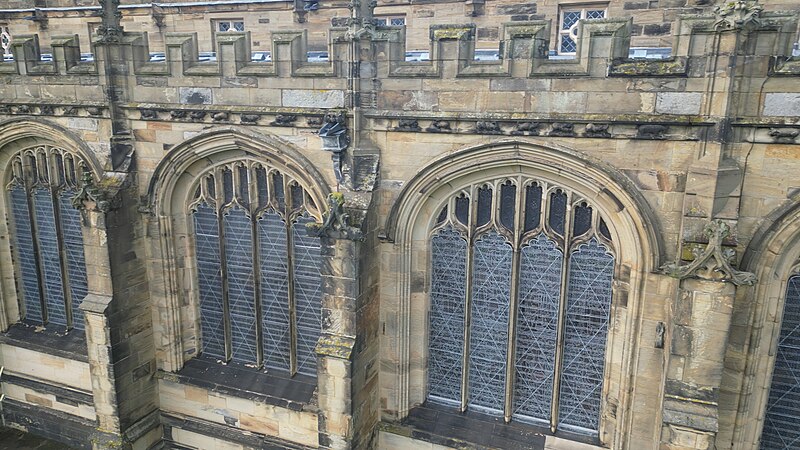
[
  {"xmin": 380, "ymin": 402, "xmax": 604, "ymax": 450},
  {"xmin": 158, "ymin": 355, "xmax": 317, "ymax": 412},
  {"xmin": 0, "ymin": 322, "xmax": 89, "ymax": 363}
]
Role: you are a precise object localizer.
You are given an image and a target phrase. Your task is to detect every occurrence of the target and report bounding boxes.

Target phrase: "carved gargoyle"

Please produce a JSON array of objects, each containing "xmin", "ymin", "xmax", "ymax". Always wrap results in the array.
[
  {"xmin": 86, "ymin": 107, "xmax": 103, "ymax": 117},
  {"xmin": 660, "ymin": 219, "xmax": 756, "ymax": 286},
  {"xmin": 212, "ymin": 112, "xmax": 229, "ymax": 122},
  {"xmin": 395, "ymin": 119, "xmax": 421, "ymax": 132},
  {"xmin": 15, "ymin": 105, "xmax": 31, "ymax": 114},
  {"xmin": 550, "ymin": 122, "xmax": 575, "ymax": 137},
  {"xmin": 769, "ymin": 128, "xmax": 800, "ymax": 144},
  {"xmin": 511, "ymin": 122, "xmax": 539, "ymax": 136},
  {"xmin": 585, "ymin": 123, "xmax": 611, "ymax": 138},
  {"xmin": 140, "ymin": 109, "xmax": 158, "ymax": 120},
  {"xmin": 307, "ymin": 192, "xmax": 364, "ymax": 240},
  {"xmin": 307, "ymin": 116, "xmax": 324, "ymax": 127},
  {"xmin": 637, "ymin": 124, "xmax": 668, "ymax": 140},
  {"xmin": 272, "ymin": 114, "xmax": 297, "ymax": 126},
  {"xmin": 240, "ymin": 114, "xmax": 260, "ymax": 124},
  {"xmin": 63, "ymin": 106, "xmax": 78, "ymax": 116},
  {"xmin": 39, "ymin": 105, "xmax": 54, "ymax": 115},
  {"xmin": 190, "ymin": 110, "xmax": 207, "ymax": 121},
  {"xmin": 426, "ymin": 120, "xmax": 451, "ymax": 133},
  {"xmin": 71, "ymin": 169, "xmax": 113, "ymax": 213},
  {"xmin": 475, "ymin": 121, "xmax": 502, "ymax": 135},
  {"xmin": 170, "ymin": 110, "xmax": 187, "ymax": 120}
]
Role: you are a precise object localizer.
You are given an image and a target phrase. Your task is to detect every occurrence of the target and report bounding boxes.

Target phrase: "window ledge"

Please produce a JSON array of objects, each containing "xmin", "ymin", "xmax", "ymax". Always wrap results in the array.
[
  {"xmin": 0, "ymin": 322, "xmax": 88, "ymax": 363},
  {"xmin": 383, "ymin": 403, "xmax": 603, "ymax": 450},
  {"xmin": 158, "ymin": 355, "xmax": 317, "ymax": 412}
]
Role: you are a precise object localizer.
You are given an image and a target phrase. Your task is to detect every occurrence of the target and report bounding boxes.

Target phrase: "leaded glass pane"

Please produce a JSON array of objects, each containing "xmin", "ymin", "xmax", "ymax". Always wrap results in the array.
[
  {"xmin": 60, "ymin": 190, "xmax": 88, "ymax": 331},
  {"xmin": 558, "ymin": 238, "xmax": 613, "ymax": 433},
  {"xmin": 468, "ymin": 231, "xmax": 511, "ymax": 414},
  {"xmin": 561, "ymin": 35, "xmax": 577, "ymax": 54},
  {"xmin": 761, "ymin": 275, "xmax": 800, "ymax": 450},
  {"xmin": 499, "ymin": 182, "xmax": 516, "ymax": 232},
  {"xmin": 293, "ymin": 216, "xmax": 322, "ymax": 376},
  {"xmin": 273, "ymin": 172, "xmax": 285, "ymax": 208},
  {"xmin": 223, "ymin": 168, "xmax": 234, "ymax": 204},
  {"xmin": 435, "ymin": 206, "xmax": 448, "ymax": 226},
  {"xmin": 455, "ymin": 195, "xmax": 470, "ymax": 226},
  {"xmin": 256, "ymin": 167, "xmax": 268, "ymax": 209},
  {"xmin": 477, "ymin": 186, "xmax": 492, "ymax": 228},
  {"xmin": 233, "ymin": 21, "xmax": 245, "ymax": 32},
  {"xmin": 428, "ymin": 228, "xmax": 467, "ymax": 405},
  {"xmin": 573, "ymin": 203, "xmax": 592, "ymax": 237},
  {"xmin": 224, "ymin": 207, "xmax": 257, "ymax": 364},
  {"xmin": 194, "ymin": 203, "xmax": 226, "ymax": 360},
  {"xmin": 258, "ymin": 211, "xmax": 291, "ymax": 371},
  {"xmin": 514, "ymin": 234, "xmax": 562, "ymax": 423},
  {"xmin": 237, "ymin": 165, "xmax": 249, "ymax": 204},
  {"xmin": 599, "ymin": 219, "xmax": 611, "ymax": 241},
  {"xmin": 549, "ymin": 190, "xmax": 567, "ymax": 236},
  {"xmin": 562, "ymin": 11, "xmax": 580, "ymax": 30},
  {"xmin": 34, "ymin": 189, "xmax": 66, "ymax": 328},
  {"xmin": 524, "ymin": 184, "xmax": 542, "ymax": 232},
  {"xmin": 10, "ymin": 187, "xmax": 42, "ymax": 323},
  {"xmin": 586, "ymin": 10, "xmax": 605, "ymax": 19}
]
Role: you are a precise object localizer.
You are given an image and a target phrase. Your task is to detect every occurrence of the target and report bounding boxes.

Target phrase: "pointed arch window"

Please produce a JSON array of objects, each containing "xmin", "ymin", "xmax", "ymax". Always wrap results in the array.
[
  {"xmin": 189, "ymin": 161, "xmax": 323, "ymax": 377},
  {"xmin": 761, "ymin": 267, "xmax": 800, "ymax": 450},
  {"xmin": 427, "ymin": 177, "xmax": 615, "ymax": 436},
  {"xmin": 6, "ymin": 146, "xmax": 90, "ymax": 331}
]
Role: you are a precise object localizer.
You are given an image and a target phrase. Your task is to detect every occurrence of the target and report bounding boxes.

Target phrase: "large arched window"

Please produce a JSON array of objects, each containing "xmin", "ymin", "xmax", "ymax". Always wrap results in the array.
[
  {"xmin": 189, "ymin": 159, "xmax": 323, "ymax": 377},
  {"xmin": 427, "ymin": 176, "xmax": 614, "ymax": 436},
  {"xmin": 761, "ymin": 268, "xmax": 800, "ymax": 449},
  {"xmin": 5, "ymin": 145, "xmax": 89, "ymax": 331}
]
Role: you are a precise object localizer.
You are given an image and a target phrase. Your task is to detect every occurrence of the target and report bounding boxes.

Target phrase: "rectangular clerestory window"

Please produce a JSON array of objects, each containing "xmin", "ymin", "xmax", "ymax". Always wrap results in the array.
[{"xmin": 558, "ymin": 4, "xmax": 607, "ymax": 55}]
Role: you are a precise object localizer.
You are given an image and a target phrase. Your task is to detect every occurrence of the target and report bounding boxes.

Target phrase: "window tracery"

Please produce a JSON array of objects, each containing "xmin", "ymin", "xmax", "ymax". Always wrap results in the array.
[
  {"xmin": 5, "ymin": 145, "xmax": 90, "ymax": 331},
  {"xmin": 761, "ymin": 262, "xmax": 800, "ymax": 449},
  {"xmin": 427, "ymin": 176, "xmax": 614, "ymax": 435},
  {"xmin": 189, "ymin": 160, "xmax": 323, "ymax": 376}
]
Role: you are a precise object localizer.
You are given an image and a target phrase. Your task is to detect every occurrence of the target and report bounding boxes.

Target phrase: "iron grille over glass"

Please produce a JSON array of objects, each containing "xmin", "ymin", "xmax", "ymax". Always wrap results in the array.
[
  {"xmin": 190, "ymin": 160, "xmax": 322, "ymax": 377},
  {"xmin": 761, "ymin": 273, "xmax": 800, "ymax": 450},
  {"xmin": 5, "ymin": 146, "xmax": 91, "ymax": 331},
  {"xmin": 427, "ymin": 177, "xmax": 615, "ymax": 436}
]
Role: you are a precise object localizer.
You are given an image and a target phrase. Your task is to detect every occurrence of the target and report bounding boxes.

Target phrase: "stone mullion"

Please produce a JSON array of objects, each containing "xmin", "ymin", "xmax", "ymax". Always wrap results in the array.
[
  {"xmin": 287, "ymin": 213, "xmax": 299, "ymax": 376},
  {"xmin": 215, "ymin": 173, "xmax": 233, "ymax": 362},
  {"xmin": 50, "ymin": 184, "xmax": 74, "ymax": 329},
  {"xmin": 460, "ymin": 186, "xmax": 478, "ymax": 412},
  {"xmin": 503, "ymin": 177, "xmax": 525, "ymax": 423},
  {"xmin": 251, "ymin": 211, "xmax": 264, "ymax": 367},
  {"xmin": 24, "ymin": 179, "xmax": 48, "ymax": 324},
  {"xmin": 550, "ymin": 197, "xmax": 574, "ymax": 433}
]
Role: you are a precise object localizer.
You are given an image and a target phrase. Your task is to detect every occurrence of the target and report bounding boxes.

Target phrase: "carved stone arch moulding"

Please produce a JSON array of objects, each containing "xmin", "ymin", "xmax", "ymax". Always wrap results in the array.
[
  {"xmin": 0, "ymin": 118, "xmax": 104, "ymax": 332},
  {"xmin": 381, "ymin": 139, "xmax": 665, "ymax": 448},
  {"xmin": 144, "ymin": 127, "xmax": 332, "ymax": 372},
  {"xmin": 732, "ymin": 198, "xmax": 800, "ymax": 450}
]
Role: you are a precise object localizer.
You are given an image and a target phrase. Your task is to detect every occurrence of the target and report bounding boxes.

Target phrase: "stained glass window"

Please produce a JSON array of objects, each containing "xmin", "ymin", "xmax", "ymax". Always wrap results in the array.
[
  {"xmin": 6, "ymin": 147, "xmax": 90, "ymax": 331},
  {"xmin": 427, "ymin": 177, "xmax": 615, "ymax": 436},
  {"xmin": 761, "ymin": 275, "xmax": 800, "ymax": 449},
  {"xmin": 190, "ymin": 161, "xmax": 322, "ymax": 376}
]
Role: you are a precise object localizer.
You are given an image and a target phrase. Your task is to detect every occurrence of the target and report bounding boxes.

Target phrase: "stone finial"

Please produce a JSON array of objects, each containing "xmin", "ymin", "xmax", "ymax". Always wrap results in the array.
[
  {"xmin": 97, "ymin": 0, "xmax": 124, "ymax": 44},
  {"xmin": 308, "ymin": 192, "xmax": 364, "ymax": 240},
  {"xmin": 714, "ymin": 0, "xmax": 763, "ymax": 31},
  {"xmin": 661, "ymin": 220, "xmax": 756, "ymax": 286}
]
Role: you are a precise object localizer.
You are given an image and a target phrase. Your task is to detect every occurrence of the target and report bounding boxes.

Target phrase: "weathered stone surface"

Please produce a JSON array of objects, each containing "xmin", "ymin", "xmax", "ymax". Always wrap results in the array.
[
  {"xmin": 656, "ymin": 92, "xmax": 703, "ymax": 115},
  {"xmin": 282, "ymin": 90, "xmax": 345, "ymax": 108},
  {"xmin": 179, "ymin": 87, "xmax": 213, "ymax": 105},
  {"xmin": 764, "ymin": 93, "xmax": 800, "ymax": 117}
]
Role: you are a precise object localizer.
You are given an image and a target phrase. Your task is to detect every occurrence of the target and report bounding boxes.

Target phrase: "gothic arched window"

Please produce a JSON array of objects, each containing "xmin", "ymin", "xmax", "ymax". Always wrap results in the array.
[
  {"xmin": 761, "ymin": 270, "xmax": 800, "ymax": 449},
  {"xmin": 427, "ymin": 177, "xmax": 615, "ymax": 435},
  {"xmin": 6, "ymin": 146, "xmax": 89, "ymax": 331},
  {"xmin": 189, "ymin": 160, "xmax": 322, "ymax": 377}
]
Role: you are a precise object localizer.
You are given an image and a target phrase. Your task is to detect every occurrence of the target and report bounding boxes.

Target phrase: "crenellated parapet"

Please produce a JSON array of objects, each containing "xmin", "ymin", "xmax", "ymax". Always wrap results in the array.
[{"xmin": 0, "ymin": 12, "xmax": 797, "ymax": 144}]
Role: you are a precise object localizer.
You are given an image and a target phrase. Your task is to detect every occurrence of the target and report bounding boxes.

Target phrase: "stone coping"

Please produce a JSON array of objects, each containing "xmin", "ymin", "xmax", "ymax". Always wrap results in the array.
[
  {"xmin": 380, "ymin": 402, "xmax": 603, "ymax": 450},
  {"xmin": 159, "ymin": 355, "xmax": 317, "ymax": 412},
  {"xmin": 0, "ymin": 321, "xmax": 89, "ymax": 363}
]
